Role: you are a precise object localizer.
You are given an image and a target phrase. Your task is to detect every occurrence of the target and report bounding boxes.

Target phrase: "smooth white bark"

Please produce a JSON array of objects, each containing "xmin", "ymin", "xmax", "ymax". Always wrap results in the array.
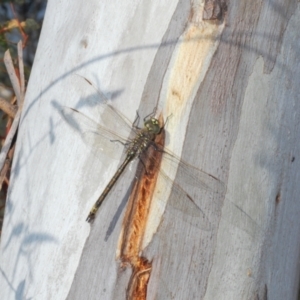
[{"xmin": 1, "ymin": 1, "xmax": 300, "ymax": 300}]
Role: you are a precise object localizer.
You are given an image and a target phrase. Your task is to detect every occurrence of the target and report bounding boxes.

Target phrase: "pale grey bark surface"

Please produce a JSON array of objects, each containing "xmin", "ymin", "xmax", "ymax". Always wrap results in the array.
[{"xmin": 1, "ymin": 0, "xmax": 300, "ymax": 300}]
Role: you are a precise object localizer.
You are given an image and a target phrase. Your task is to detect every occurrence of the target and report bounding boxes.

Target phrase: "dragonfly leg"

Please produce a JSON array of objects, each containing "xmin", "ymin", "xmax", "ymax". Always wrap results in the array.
[
  {"xmin": 143, "ymin": 107, "xmax": 157, "ymax": 121},
  {"xmin": 110, "ymin": 139, "xmax": 131, "ymax": 147},
  {"xmin": 161, "ymin": 114, "xmax": 173, "ymax": 130},
  {"xmin": 132, "ymin": 111, "xmax": 141, "ymax": 129}
]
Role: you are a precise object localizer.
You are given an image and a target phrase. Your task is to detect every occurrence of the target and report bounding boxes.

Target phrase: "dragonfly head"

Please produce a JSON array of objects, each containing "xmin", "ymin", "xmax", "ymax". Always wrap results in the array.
[{"xmin": 144, "ymin": 117, "xmax": 162, "ymax": 135}]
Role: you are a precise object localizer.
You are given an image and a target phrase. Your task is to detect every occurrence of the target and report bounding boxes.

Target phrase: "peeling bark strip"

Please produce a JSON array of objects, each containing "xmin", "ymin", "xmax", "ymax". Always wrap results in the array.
[
  {"xmin": 126, "ymin": 258, "xmax": 152, "ymax": 300},
  {"xmin": 119, "ymin": 115, "xmax": 165, "ymax": 300},
  {"xmin": 203, "ymin": 0, "xmax": 227, "ymax": 21}
]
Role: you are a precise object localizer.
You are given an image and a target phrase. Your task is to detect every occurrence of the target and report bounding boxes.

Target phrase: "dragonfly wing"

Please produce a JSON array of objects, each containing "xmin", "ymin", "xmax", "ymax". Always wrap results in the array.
[
  {"xmin": 145, "ymin": 150, "xmax": 225, "ymax": 230},
  {"xmin": 168, "ymin": 182, "xmax": 213, "ymax": 230},
  {"xmin": 61, "ymin": 107, "xmax": 130, "ymax": 159},
  {"xmin": 155, "ymin": 167, "xmax": 217, "ymax": 230},
  {"xmin": 77, "ymin": 77, "xmax": 140, "ymax": 138},
  {"xmin": 161, "ymin": 149, "xmax": 225, "ymax": 194},
  {"xmin": 77, "ymin": 97, "xmax": 138, "ymax": 138}
]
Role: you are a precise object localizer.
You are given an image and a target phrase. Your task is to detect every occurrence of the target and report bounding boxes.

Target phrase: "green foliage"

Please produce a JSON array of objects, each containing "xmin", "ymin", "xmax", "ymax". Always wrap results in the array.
[{"xmin": 24, "ymin": 18, "xmax": 39, "ymax": 32}]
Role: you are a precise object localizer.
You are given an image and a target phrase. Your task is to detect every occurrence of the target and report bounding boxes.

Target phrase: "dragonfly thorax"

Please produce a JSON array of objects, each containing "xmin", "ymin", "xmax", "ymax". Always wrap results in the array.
[{"xmin": 126, "ymin": 117, "xmax": 162, "ymax": 158}]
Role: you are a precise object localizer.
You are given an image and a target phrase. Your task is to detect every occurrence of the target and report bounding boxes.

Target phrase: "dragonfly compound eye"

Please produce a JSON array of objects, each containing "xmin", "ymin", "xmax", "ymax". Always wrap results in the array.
[{"xmin": 144, "ymin": 118, "xmax": 161, "ymax": 135}]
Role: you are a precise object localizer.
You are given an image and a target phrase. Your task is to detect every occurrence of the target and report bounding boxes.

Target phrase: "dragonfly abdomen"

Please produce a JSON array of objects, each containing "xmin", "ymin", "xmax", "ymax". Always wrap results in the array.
[
  {"xmin": 86, "ymin": 154, "xmax": 134, "ymax": 222},
  {"xmin": 85, "ymin": 115, "xmax": 162, "ymax": 223}
]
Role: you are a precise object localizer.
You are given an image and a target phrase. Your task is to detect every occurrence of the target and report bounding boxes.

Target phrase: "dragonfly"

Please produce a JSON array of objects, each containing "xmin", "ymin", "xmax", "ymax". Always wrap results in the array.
[{"xmin": 61, "ymin": 81, "xmax": 225, "ymax": 227}]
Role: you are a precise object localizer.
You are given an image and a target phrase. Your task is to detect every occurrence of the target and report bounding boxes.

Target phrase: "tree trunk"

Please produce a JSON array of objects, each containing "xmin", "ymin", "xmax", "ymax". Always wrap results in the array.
[{"xmin": 1, "ymin": 0, "xmax": 300, "ymax": 299}]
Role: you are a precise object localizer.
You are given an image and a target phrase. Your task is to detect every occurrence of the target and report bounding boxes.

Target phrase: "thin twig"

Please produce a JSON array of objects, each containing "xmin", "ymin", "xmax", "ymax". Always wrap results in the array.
[
  {"xmin": 17, "ymin": 40, "xmax": 25, "ymax": 102},
  {"xmin": 3, "ymin": 50, "xmax": 21, "ymax": 106},
  {"xmin": 0, "ymin": 97, "xmax": 17, "ymax": 118},
  {"xmin": 0, "ymin": 144, "xmax": 15, "ymax": 190},
  {"xmin": 10, "ymin": 3, "xmax": 28, "ymax": 47},
  {"xmin": 0, "ymin": 109, "xmax": 21, "ymax": 170}
]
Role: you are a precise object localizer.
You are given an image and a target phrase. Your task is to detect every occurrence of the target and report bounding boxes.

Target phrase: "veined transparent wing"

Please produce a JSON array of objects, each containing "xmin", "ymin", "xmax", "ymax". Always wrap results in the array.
[
  {"xmin": 60, "ymin": 106, "xmax": 134, "ymax": 159},
  {"xmin": 79, "ymin": 76, "xmax": 138, "ymax": 136},
  {"xmin": 144, "ymin": 149, "xmax": 225, "ymax": 229}
]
